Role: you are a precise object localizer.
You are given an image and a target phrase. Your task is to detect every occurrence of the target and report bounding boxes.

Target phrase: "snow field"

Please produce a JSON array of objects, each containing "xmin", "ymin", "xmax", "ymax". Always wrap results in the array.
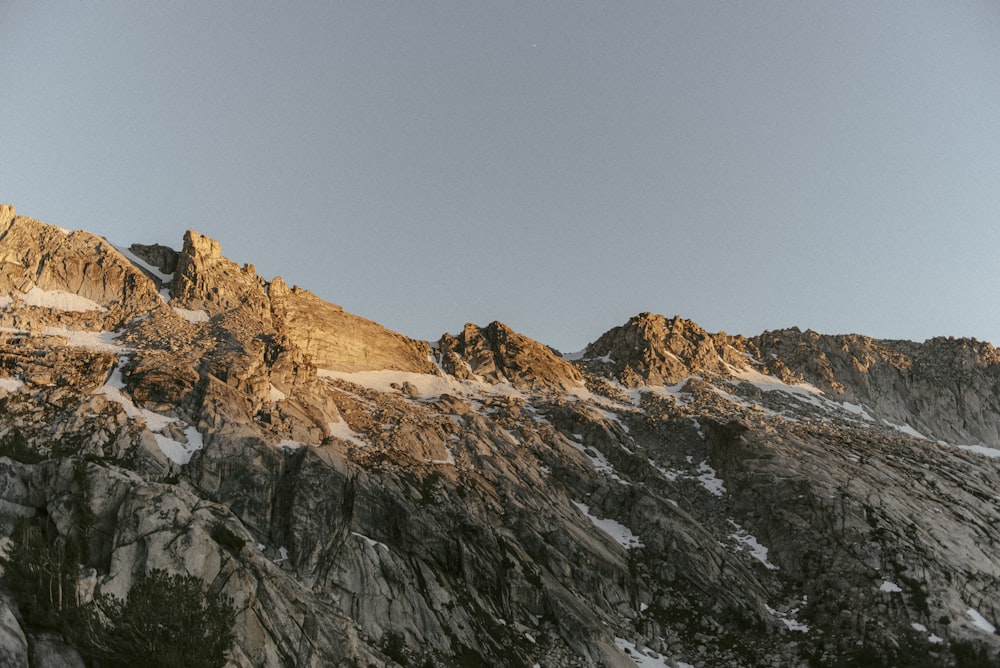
[{"xmin": 573, "ymin": 501, "xmax": 643, "ymax": 549}]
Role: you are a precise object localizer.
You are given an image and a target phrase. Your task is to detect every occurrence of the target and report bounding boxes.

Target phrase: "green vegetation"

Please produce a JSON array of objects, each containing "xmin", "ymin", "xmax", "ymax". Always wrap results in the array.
[
  {"xmin": 383, "ymin": 631, "xmax": 407, "ymax": 664},
  {"xmin": 83, "ymin": 570, "xmax": 236, "ymax": 668},
  {"xmin": 1, "ymin": 514, "xmax": 235, "ymax": 668},
  {"xmin": 2, "ymin": 517, "xmax": 82, "ymax": 628},
  {"xmin": 0, "ymin": 428, "xmax": 47, "ymax": 464}
]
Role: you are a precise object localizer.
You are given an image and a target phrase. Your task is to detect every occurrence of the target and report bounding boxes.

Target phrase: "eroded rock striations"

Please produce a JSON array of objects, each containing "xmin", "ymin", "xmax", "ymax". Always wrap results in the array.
[{"xmin": 0, "ymin": 203, "xmax": 998, "ymax": 667}]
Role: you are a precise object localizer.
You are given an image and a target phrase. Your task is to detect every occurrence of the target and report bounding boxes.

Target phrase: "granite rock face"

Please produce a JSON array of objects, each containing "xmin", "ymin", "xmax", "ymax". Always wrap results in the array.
[
  {"xmin": 269, "ymin": 277, "xmax": 437, "ymax": 374},
  {"xmin": 754, "ymin": 328, "xmax": 1000, "ymax": 447},
  {"xmin": 437, "ymin": 321, "xmax": 584, "ymax": 392},
  {"xmin": 582, "ymin": 312, "xmax": 752, "ymax": 386},
  {"xmin": 171, "ymin": 230, "xmax": 272, "ymax": 322},
  {"xmin": 0, "ymin": 204, "xmax": 998, "ymax": 667},
  {"xmin": 0, "ymin": 593, "xmax": 28, "ymax": 668},
  {"xmin": 0, "ymin": 208, "xmax": 162, "ymax": 329}
]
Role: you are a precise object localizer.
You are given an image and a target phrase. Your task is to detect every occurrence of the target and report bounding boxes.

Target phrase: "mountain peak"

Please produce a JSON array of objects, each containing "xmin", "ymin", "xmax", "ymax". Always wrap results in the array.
[
  {"xmin": 0, "ymin": 209, "xmax": 162, "ymax": 327},
  {"xmin": 171, "ymin": 229, "xmax": 270, "ymax": 320},
  {"xmin": 582, "ymin": 311, "xmax": 751, "ymax": 386},
  {"xmin": 0, "ymin": 203, "xmax": 16, "ymax": 228},
  {"xmin": 437, "ymin": 320, "xmax": 583, "ymax": 392}
]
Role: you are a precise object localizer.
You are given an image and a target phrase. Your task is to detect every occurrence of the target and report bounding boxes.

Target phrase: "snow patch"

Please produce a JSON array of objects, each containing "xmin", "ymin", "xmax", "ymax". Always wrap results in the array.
[
  {"xmin": 613, "ymin": 637, "xmax": 671, "ymax": 667},
  {"xmin": 567, "ymin": 437, "xmax": 629, "ymax": 485},
  {"xmin": 708, "ymin": 385, "xmax": 765, "ymax": 411},
  {"xmin": 352, "ymin": 531, "xmax": 390, "ymax": 551},
  {"xmin": 41, "ymin": 327, "xmax": 122, "ymax": 352},
  {"xmin": 183, "ymin": 426, "xmax": 203, "ymax": 452},
  {"xmin": 573, "ymin": 501, "xmax": 643, "ymax": 549},
  {"xmin": 0, "ymin": 377, "xmax": 24, "ymax": 392},
  {"xmin": 953, "ymin": 444, "xmax": 1000, "ymax": 459},
  {"xmin": 765, "ymin": 604, "xmax": 811, "ymax": 633},
  {"xmin": 637, "ymin": 378, "xmax": 697, "ymax": 407},
  {"xmin": 327, "ymin": 419, "xmax": 367, "ymax": 447},
  {"xmin": 888, "ymin": 421, "xmax": 929, "ymax": 440},
  {"xmin": 696, "ymin": 461, "xmax": 726, "ymax": 496},
  {"xmin": 879, "ymin": 580, "xmax": 903, "ymax": 593},
  {"xmin": 268, "ymin": 384, "xmax": 287, "ymax": 402},
  {"xmin": 426, "ymin": 447, "xmax": 456, "ymax": 465},
  {"xmin": 594, "ymin": 407, "xmax": 630, "ymax": 433},
  {"xmin": 319, "ymin": 368, "xmax": 528, "ymax": 400},
  {"xmin": 649, "ymin": 459, "xmax": 683, "ymax": 482},
  {"xmin": 841, "ymin": 402, "xmax": 875, "ymax": 421},
  {"xmin": 967, "ymin": 608, "xmax": 996, "ymax": 634},
  {"xmin": 152, "ymin": 428, "xmax": 204, "ymax": 466},
  {"xmin": 910, "ymin": 621, "xmax": 944, "ymax": 643},
  {"xmin": 780, "ymin": 617, "xmax": 811, "ymax": 633},
  {"xmin": 728, "ymin": 521, "xmax": 778, "ymax": 569},
  {"xmin": 98, "ymin": 369, "xmax": 172, "ymax": 432},
  {"xmin": 22, "ymin": 286, "xmax": 106, "ymax": 312},
  {"xmin": 731, "ymin": 367, "xmax": 823, "ymax": 396},
  {"xmin": 172, "ymin": 307, "xmax": 210, "ymax": 323},
  {"xmin": 97, "ymin": 368, "xmax": 203, "ymax": 464}
]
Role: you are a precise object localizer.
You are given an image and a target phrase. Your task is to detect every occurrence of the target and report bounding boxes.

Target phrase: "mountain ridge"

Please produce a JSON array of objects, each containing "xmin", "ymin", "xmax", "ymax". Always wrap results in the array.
[{"xmin": 0, "ymin": 203, "xmax": 998, "ymax": 667}]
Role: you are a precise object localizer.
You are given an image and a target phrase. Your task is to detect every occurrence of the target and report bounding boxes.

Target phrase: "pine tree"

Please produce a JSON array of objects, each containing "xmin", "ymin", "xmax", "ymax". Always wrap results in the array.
[
  {"xmin": 1, "ymin": 517, "xmax": 82, "ymax": 629},
  {"xmin": 2, "ymin": 518, "xmax": 236, "ymax": 668},
  {"xmin": 82, "ymin": 570, "xmax": 236, "ymax": 668}
]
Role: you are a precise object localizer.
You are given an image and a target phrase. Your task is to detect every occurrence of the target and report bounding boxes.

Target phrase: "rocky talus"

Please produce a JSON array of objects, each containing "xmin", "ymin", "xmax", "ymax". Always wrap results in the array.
[{"xmin": 0, "ymin": 203, "xmax": 998, "ymax": 667}]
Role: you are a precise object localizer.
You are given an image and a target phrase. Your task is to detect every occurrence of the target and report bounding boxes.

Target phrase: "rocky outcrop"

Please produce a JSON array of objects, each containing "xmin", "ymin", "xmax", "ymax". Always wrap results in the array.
[
  {"xmin": 128, "ymin": 242, "xmax": 179, "ymax": 277},
  {"xmin": 0, "ymin": 210, "xmax": 162, "ymax": 328},
  {"xmin": 269, "ymin": 277, "xmax": 436, "ymax": 374},
  {"xmin": 582, "ymin": 312, "xmax": 753, "ymax": 386},
  {"xmin": 438, "ymin": 321, "xmax": 584, "ymax": 392},
  {"xmin": 0, "ymin": 593, "xmax": 28, "ymax": 668},
  {"xmin": 755, "ymin": 328, "xmax": 1000, "ymax": 446},
  {"xmin": 28, "ymin": 633, "xmax": 86, "ymax": 668},
  {"xmin": 0, "ymin": 457, "xmax": 380, "ymax": 668},
  {"xmin": 171, "ymin": 230, "xmax": 271, "ymax": 322}
]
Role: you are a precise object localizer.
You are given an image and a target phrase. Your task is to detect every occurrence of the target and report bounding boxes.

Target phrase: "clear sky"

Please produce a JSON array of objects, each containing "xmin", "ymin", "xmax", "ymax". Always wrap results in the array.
[{"xmin": 2, "ymin": 2, "xmax": 999, "ymax": 351}]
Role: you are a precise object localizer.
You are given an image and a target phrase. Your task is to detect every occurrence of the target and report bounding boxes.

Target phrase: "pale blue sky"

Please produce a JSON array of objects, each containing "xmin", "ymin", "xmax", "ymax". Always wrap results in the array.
[{"xmin": 2, "ymin": 2, "xmax": 999, "ymax": 351}]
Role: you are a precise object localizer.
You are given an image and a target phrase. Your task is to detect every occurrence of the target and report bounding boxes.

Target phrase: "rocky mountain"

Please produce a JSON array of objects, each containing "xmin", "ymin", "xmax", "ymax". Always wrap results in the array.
[{"xmin": 0, "ymin": 203, "xmax": 998, "ymax": 667}]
